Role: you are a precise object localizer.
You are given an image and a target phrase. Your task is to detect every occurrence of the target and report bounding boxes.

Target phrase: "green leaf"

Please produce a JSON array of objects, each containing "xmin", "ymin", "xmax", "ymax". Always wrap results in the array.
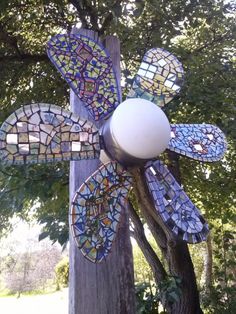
[{"xmin": 38, "ymin": 231, "xmax": 49, "ymax": 241}]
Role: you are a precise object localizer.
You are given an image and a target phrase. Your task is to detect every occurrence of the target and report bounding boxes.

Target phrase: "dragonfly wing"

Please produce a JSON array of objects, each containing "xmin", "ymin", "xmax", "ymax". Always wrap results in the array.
[
  {"xmin": 145, "ymin": 160, "xmax": 209, "ymax": 243},
  {"xmin": 168, "ymin": 124, "xmax": 227, "ymax": 162},
  {"xmin": 127, "ymin": 48, "xmax": 184, "ymax": 107},
  {"xmin": 0, "ymin": 103, "xmax": 100, "ymax": 165},
  {"xmin": 47, "ymin": 34, "xmax": 121, "ymax": 121},
  {"xmin": 70, "ymin": 161, "xmax": 132, "ymax": 263}
]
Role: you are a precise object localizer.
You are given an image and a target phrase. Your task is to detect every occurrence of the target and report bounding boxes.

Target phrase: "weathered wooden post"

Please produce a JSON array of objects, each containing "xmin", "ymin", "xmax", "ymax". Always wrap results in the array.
[{"xmin": 69, "ymin": 29, "xmax": 135, "ymax": 314}]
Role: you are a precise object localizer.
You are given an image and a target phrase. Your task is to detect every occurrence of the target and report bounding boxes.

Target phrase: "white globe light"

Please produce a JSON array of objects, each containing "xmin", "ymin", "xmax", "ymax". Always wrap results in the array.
[{"xmin": 110, "ymin": 98, "xmax": 171, "ymax": 159}]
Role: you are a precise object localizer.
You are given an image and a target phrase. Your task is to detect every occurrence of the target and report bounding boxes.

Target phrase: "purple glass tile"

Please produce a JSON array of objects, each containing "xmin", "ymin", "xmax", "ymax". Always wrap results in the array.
[
  {"xmin": 145, "ymin": 160, "xmax": 209, "ymax": 243},
  {"xmin": 168, "ymin": 124, "xmax": 227, "ymax": 161},
  {"xmin": 70, "ymin": 161, "xmax": 132, "ymax": 263}
]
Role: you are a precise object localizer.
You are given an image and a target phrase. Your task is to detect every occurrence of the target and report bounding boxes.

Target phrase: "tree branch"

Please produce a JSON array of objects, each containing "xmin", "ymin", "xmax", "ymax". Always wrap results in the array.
[
  {"xmin": 68, "ymin": 0, "xmax": 89, "ymax": 28},
  {"xmin": 166, "ymin": 150, "xmax": 182, "ymax": 185},
  {"xmin": 100, "ymin": 0, "xmax": 123, "ymax": 35},
  {"xmin": 128, "ymin": 200, "xmax": 167, "ymax": 284},
  {"xmin": 203, "ymin": 233, "xmax": 213, "ymax": 292},
  {"xmin": 183, "ymin": 31, "xmax": 234, "ymax": 62},
  {"xmin": 166, "ymin": 148, "xmax": 204, "ymax": 313},
  {"xmin": 0, "ymin": 54, "xmax": 49, "ymax": 63},
  {"xmin": 100, "ymin": 12, "xmax": 114, "ymax": 35},
  {"xmin": 0, "ymin": 22, "xmax": 21, "ymax": 56},
  {"xmin": 68, "ymin": 0, "xmax": 93, "ymax": 29},
  {"xmin": 83, "ymin": 0, "xmax": 99, "ymax": 30},
  {"xmin": 130, "ymin": 167, "xmax": 175, "ymax": 250}
]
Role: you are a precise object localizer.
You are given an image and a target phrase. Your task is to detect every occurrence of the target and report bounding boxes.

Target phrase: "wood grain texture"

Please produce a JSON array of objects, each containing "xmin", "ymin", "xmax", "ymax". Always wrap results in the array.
[{"xmin": 69, "ymin": 28, "xmax": 135, "ymax": 314}]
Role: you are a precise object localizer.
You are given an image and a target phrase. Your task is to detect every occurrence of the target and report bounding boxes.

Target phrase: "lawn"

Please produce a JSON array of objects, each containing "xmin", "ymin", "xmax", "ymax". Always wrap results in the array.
[{"xmin": 0, "ymin": 288, "xmax": 68, "ymax": 314}]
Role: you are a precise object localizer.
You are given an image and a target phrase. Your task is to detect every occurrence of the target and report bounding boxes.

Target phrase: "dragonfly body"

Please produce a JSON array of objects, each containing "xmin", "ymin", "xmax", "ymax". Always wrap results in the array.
[{"xmin": 0, "ymin": 33, "xmax": 227, "ymax": 262}]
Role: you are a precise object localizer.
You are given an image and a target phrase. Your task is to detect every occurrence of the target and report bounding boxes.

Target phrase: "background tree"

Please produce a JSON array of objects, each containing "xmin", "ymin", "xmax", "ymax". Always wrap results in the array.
[
  {"xmin": 0, "ymin": 224, "xmax": 64, "ymax": 295},
  {"xmin": 0, "ymin": 0, "xmax": 235, "ymax": 313}
]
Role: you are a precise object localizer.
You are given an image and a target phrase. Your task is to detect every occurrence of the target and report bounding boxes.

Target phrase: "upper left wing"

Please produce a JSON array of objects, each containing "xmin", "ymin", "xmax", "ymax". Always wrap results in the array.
[{"xmin": 47, "ymin": 33, "xmax": 121, "ymax": 121}]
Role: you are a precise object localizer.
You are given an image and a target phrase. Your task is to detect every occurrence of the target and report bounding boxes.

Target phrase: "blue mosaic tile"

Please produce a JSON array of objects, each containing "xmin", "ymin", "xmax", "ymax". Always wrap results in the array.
[
  {"xmin": 70, "ymin": 161, "xmax": 132, "ymax": 263},
  {"xmin": 168, "ymin": 124, "xmax": 227, "ymax": 161},
  {"xmin": 127, "ymin": 48, "xmax": 184, "ymax": 107},
  {"xmin": 145, "ymin": 160, "xmax": 209, "ymax": 243},
  {"xmin": 47, "ymin": 34, "xmax": 121, "ymax": 121},
  {"xmin": 0, "ymin": 103, "xmax": 100, "ymax": 165}
]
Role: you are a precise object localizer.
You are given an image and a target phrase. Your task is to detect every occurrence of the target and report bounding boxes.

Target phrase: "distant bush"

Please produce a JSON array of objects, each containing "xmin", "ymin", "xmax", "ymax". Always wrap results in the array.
[
  {"xmin": 2, "ymin": 244, "xmax": 62, "ymax": 296},
  {"xmin": 55, "ymin": 257, "xmax": 69, "ymax": 287}
]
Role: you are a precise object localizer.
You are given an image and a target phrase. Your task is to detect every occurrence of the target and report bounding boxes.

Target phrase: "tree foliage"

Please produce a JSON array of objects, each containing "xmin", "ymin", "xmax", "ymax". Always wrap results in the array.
[
  {"xmin": 0, "ymin": 0, "xmax": 235, "ymax": 312},
  {"xmin": 0, "ymin": 234, "xmax": 63, "ymax": 295}
]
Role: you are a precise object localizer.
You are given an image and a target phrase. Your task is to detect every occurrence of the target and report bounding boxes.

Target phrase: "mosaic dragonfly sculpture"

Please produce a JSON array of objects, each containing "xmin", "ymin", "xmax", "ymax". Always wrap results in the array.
[{"xmin": 0, "ymin": 34, "xmax": 227, "ymax": 263}]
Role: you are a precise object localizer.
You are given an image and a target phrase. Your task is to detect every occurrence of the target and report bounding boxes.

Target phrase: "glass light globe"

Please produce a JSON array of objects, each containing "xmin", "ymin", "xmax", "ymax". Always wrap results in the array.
[{"xmin": 110, "ymin": 98, "xmax": 171, "ymax": 159}]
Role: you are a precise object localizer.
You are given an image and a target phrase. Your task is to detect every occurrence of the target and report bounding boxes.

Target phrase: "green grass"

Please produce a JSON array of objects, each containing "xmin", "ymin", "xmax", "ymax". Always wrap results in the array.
[
  {"xmin": 0, "ymin": 289, "xmax": 12, "ymax": 297},
  {"xmin": 0, "ymin": 284, "xmax": 62, "ymax": 298}
]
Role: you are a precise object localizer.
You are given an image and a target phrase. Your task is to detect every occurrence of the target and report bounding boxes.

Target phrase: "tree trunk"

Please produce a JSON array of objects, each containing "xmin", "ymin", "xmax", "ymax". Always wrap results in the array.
[
  {"xmin": 167, "ymin": 241, "xmax": 203, "ymax": 314},
  {"xmin": 203, "ymin": 233, "xmax": 213, "ymax": 292},
  {"xmin": 167, "ymin": 152, "xmax": 203, "ymax": 313},
  {"xmin": 131, "ymin": 160, "xmax": 203, "ymax": 313},
  {"xmin": 69, "ymin": 29, "xmax": 135, "ymax": 314}
]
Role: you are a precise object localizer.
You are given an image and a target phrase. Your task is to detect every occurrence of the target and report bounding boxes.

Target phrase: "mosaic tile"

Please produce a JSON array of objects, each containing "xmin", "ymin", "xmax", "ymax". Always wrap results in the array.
[
  {"xmin": 70, "ymin": 161, "xmax": 132, "ymax": 263},
  {"xmin": 0, "ymin": 37, "xmax": 228, "ymax": 261},
  {"xmin": 0, "ymin": 103, "xmax": 100, "ymax": 165},
  {"xmin": 127, "ymin": 48, "xmax": 184, "ymax": 107},
  {"xmin": 168, "ymin": 124, "xmax": 227, "ymax": 161},
  {"xmin": 47, "ymin": 34, "xmax": 121, "ymax": 121},
  {"xmin": 145, "ymin": 160, "xmax": 209, "ymax": 243}
]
